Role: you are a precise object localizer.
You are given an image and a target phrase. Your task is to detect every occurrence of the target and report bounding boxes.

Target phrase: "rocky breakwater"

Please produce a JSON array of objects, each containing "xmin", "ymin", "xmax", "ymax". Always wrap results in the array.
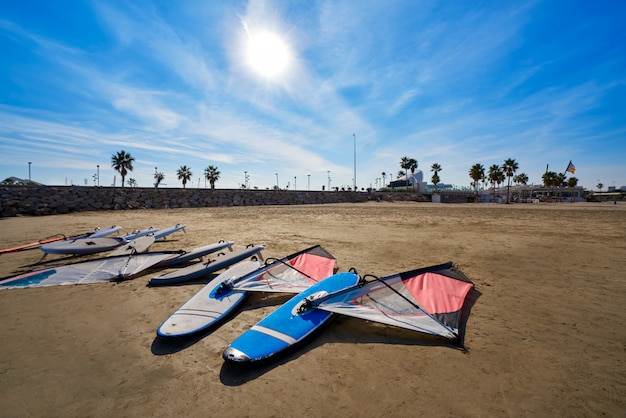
[{"xmin": 0, "ymin": 186, "xmax": 368, "ymax": 217}]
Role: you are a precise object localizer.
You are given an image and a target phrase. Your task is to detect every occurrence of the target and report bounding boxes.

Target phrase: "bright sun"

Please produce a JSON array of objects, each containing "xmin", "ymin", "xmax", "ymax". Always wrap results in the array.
[{"xmin": 246, "ymin": 32, "xmax": 290, "ymax": 79}]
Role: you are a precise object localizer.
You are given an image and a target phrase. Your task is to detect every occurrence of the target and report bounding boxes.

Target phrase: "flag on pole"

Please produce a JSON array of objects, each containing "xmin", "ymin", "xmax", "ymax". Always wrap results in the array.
[{"xmin": 565, "ymin": 161, "xmax": 575, "ymax": 174}]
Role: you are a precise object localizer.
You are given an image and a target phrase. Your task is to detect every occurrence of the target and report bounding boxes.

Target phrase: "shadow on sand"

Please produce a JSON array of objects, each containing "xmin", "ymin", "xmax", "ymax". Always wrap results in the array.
[
  {"xmin": 151, "ymin": 282, "xmax": 482, "ymax": 385},
  {"xmin": 220, "ymin": 287, "xmax": 482, "ymax": 385},
  {"xmin": 150, "ymin": 291, "xmax": 293, "ymax": 355}
]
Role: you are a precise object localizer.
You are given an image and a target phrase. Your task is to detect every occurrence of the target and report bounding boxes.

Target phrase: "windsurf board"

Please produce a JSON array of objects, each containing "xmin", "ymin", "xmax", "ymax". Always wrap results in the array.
[
  {"xmin": 0, "ymin": 225, "xmax": 121, "ymax": 255},
  {"xmin": 41, "ymin": 237, "xmax": 126, "ymax": 255},
  {"xmin": 153, "ymin": 224, "xmax": 186, "ymax": 239},
  {"xmin": 223, "ymin": 271, "xmax": 360, "ymax": 364},
  {"xmin": 155, "ymin": 240, "xmax": 234, "ymax": 268},
  {"xmin": 148, "ymin": 245, "xmax": 264, "ymax": 286},
  {"xmin": 157, "ymin": 260, "xmax": 262, "ymax": 338}
]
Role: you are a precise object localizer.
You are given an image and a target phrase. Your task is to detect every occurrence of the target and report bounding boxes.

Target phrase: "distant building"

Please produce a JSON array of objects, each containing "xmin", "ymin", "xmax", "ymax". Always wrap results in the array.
[
  {"xmin": 478, "ymin": 184, "xmax": 585, "ymax": 203},
  {"xmin": 388, "ymin": 171, "xmax": 427, "ymax": 193}
]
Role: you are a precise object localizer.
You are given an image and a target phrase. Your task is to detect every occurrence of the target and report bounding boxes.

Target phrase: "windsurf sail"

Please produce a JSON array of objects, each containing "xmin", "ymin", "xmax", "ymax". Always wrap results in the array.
[
  {"xmin": 227, "ymin": 245, "xmax": 336, "ymax": 294},
  {"xmin": 0, "ymin": 253, "xmax": 172, "ymax": 289},
  {"xmin": 312, "ymin": 262, "xmax": 474, "ymax": 342}
]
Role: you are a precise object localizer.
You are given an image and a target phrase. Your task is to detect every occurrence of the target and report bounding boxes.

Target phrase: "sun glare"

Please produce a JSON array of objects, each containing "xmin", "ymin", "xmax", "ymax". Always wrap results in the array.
[{"xmin": 246, "ymin": 32, "xmax": 290, "ymax": 79}]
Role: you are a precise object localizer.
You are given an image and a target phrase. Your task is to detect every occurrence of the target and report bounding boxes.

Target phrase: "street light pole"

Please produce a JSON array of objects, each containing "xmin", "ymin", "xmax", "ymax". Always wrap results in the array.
[
  {"xmin": 327, "ymin": 171, "xmax": 330, "ymax": 191},
  {"xmin": 28, "ymin": 162, "xmax": 31, "ymax": 182},
  {"xmin": 97, "ymin": 165, "xmax": 100, "ymax": 186},
  {"xmin": 353, "ymin": 133, "xmax": 356, "ymax": 191},
  {"xmin": 276, "ymin": 173, "xmax": 279, "ymax": 189},
  {"xmin": 307, "ymin": 174, "xmax": 310, "ymax": 190},
  {"xmin": 294, "ymin": 176, "xmax": 296, "ymax": 190}
]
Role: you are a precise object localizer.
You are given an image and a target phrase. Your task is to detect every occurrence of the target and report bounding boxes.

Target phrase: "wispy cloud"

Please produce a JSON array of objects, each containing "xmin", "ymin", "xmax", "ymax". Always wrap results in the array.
[{"xmin": 1, "ymin": 1, "xmax": 624, "ymax": 189}]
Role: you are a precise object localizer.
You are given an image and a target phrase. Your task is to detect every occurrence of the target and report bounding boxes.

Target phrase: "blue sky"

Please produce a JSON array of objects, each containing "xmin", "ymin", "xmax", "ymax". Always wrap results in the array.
[{"xmin": 1, "ymin": 0, "xmax": 625, "ymax": 191}]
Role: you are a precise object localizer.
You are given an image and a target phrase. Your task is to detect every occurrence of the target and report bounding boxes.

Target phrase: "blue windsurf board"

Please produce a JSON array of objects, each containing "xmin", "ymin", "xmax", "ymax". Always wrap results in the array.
[{"xmin": 223, "ymin": 271, "xmax": 360, "ymax": 364}]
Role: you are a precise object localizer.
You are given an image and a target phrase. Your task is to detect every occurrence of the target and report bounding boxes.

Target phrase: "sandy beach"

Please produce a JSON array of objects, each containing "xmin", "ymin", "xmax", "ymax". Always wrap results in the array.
[{"xmin": 0, "ymin": 202, "xmax": 624, "ymax": 417}]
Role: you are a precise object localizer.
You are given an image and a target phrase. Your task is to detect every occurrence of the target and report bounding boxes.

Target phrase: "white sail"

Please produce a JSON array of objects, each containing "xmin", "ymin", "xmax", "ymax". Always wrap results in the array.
[
  {"xmin": 315, "ymin": 263, "xmax": 474, "ymax": 341},
  {"xmin": 231, "ymin": 245, "xmax": 336, "ymax": 293}
]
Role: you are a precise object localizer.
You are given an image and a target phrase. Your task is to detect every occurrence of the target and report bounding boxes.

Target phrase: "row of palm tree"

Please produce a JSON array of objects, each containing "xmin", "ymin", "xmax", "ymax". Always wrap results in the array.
[
  {"xmin": 542, "ymin": 170, "xmax": 579, "ymax": 201},
  {"xmin": 469, "ymin": 159, "xmax": 524, "ymax": 203},
  {"xmin": 469, "ymin": 158, "xmax": 580, "ymax": 203},
  {"xmin": 110, "ymin": 150, "xmax": 221, "ymax": 189}
]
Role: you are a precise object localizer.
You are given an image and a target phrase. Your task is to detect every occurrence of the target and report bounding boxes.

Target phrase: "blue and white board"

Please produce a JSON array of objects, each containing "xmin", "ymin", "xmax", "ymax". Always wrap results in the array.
[
  {"xmin": 157, "ymin": 260, "xmax": 262, "ymax": 338},
  {"xmin": 223, "ymin": 271, "xmax": 360, "ymax": 364},
  {"xmin": 148, "ymin": 245, "xmax": 264, "ymax": 286}
]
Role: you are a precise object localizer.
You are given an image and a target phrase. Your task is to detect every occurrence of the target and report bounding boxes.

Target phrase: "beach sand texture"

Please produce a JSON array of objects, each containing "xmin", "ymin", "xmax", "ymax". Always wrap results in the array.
[{"xmin": 0, "ymin": 202, "xmax": 624, "ymax": 417}]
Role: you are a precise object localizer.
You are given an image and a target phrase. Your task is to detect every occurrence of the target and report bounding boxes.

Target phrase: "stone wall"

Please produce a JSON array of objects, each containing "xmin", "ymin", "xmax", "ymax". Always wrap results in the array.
[{"xmin": 0, "ymin": 186, "xmax": 368, "ymax": 217}]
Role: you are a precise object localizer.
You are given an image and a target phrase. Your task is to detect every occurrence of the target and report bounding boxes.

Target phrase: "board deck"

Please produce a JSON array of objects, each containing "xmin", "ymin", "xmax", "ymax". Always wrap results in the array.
[
  {"xmin": 88, "ymin": 225, "xmax": 122, "ymax": 238},
  {"xmin": 153, "ymin": 224, "xmax": 186, "ymax": 239},
  {"xmin": 155, "ymin": 241, "xmax": 234, "ymax": 268},
  {"xmin": 122, "ymin": 227, "xmax": 159, "ymax": 240},
  {"xmin": 157, "ymin": 260, "xmax": 262, "ymax": 338},
  {"xmin": 223, "ymin": 271, "xmax": 360, "ymax": 364},
  {"xmin": 41, "ymin": 237, "xmax": 126, "ymax": 255},
  {"xmin": 148, "ymin": 245, "xmax": 264, "ymax": 286}
]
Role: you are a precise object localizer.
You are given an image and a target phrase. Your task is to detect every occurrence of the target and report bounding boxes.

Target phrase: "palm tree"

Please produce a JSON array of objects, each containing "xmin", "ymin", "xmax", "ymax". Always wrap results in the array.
[
  {"xmin": 204, "ymin": 165, "xmax": 220, "ymax": 189},
  {"xmin": 567, "ymin": 177, "xmax": 578, "ymax": 188},
  {"xmin": 408, "ymin": 158, "xmax": 418, "ymax": 191},
  {"xmin": 488, "ymin": 164, "xmax": 501, "ymax": 202},
  {"xmin": 513, "ymin": 173, "xmax": 529, "ymax": 185},
  {"xmin": 512, "ymin": 173, "xmax": 529, "ymax": 201},
  {"xmin": 554, "ymin": 173, "xmax": 567, "ymax": 201},
  {"xmin": 502, "ymin": 158, "xmax": 519, "ymax": 204},
  {"xmin": 542, "ymin": 171, "xmax": 559, "ymax": 201},
  {"xmin": 469, "ymin": 163, "xmax": 485, "ymax": 201},
  {"xmin": 567, "ymin": 177, "xmax": 578, "ymax": 202},
  {"xmin": 154, "ymin": 171, "xmax": 165, "ymax": 188},
  {"xmin": 431, "ymin": 163, "xmax": 442, "ymax": 193},
  {"xmin": 176, "ymin": 165, "xmax": 193, "ymax": 189},
  {"xmin": 111, "ymin": 150, "xmax": 135, "ymax": 188},
  {"xmin": 127, "ymin": 178, "xmax": 137, "ymax": 188},
  {"xmin": 400, "ymin": 156, "xmax": 412, "ymax": 191}
]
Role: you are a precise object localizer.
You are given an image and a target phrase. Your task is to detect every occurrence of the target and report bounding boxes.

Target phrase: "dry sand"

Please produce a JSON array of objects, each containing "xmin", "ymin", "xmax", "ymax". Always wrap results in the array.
[{"xmin": 0, "ymin": 202, "xmax": 624, "ymax": 417}]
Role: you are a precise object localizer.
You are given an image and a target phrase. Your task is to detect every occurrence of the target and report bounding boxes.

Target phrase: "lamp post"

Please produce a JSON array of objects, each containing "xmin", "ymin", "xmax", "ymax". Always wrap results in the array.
[
  {"xmin": 307, "ymin": 174, "xmax": 310, "ymax": 190},
  {"xmin": 294, "ymin": 176, "xmax": 296, "ymax": 190},
  {"xmin": 353, "ymin": 133, "xmax": 356, "ymax": 191},
  {"xmin": 276, "ymin": 173, "xmax": 279, "ymax": 189},
  {"xmin": 244, "ymin": 171, "xmax": 247, "ymax": 189},
  {"xmin": 28, "ymin": 162, "xmax": 31, "ymax": 182},
  {"xmin": 97, "ymin": 165, "xmax": 100, "ymax": 187},
  {"xmin": 327, "ymin": 170, "xmax": 330, "ymax": 191}
]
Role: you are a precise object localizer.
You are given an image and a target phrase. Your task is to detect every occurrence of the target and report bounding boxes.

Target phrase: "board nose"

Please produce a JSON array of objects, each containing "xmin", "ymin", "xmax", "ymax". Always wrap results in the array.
[{"xmin": 223, "ymin": 347, "xmax": 250, "ymax": 363}]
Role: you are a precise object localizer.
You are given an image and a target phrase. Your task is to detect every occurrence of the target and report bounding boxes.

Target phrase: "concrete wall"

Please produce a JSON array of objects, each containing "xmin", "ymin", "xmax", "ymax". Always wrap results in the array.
[{"xmin": 0, "ymin": 186, "xmax": 368, "ymax": 217}]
